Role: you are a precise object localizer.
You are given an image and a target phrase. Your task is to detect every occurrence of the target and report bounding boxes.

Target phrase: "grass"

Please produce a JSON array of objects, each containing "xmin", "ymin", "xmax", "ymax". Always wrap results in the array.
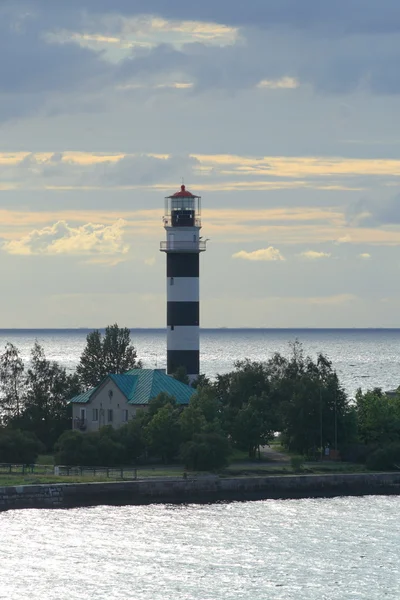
[{"xmin": 36, "ymin": 454, "xmax": 55, "ymax": 466}]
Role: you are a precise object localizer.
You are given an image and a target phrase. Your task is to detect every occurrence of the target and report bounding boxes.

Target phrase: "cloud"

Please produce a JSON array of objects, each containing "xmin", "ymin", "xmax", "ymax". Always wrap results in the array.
[
  {"xmin": 299, "ymin": 250, "xmax": 331, "ymax": 259},
  {"xmin": 232, "ymin": 247, "xmax": 285, "ymax": 261},
  {"xmin": 307, "ymin": 294, "xmax": 356, "ymax": 305},
  {"xmin": 3, "ymin": 219, "xmax": 129, "ymax": 256},
  {"xmin": 335, "ymin": 235, "xmax": 352, "ymax": 244},
  {"xmin": 3, "ymin": 151, "xmax": 400, "ymax": 193},
  {"xmin": 358, "ymin": 253, "xmax": 371, "ymax": 259},
  {"xmin": 349, "ymin": 194, "xmax": 400, "ymax": 227},
  {"xmin": 257, "ymin": 77, "xmax": 299, "ymax": 89}
]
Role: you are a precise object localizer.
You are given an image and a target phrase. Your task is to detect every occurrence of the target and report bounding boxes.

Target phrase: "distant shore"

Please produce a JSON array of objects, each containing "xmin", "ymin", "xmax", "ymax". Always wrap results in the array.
[{"xmin": 1, "ymin": 472, "xmax": 400, "ymax": 512}]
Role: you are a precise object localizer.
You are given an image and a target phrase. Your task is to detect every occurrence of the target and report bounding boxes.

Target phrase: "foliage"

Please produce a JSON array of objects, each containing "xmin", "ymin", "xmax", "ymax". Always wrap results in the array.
[
  {"xmin": 191, "ymin": 374, "xmax": 212, "ymax": 389},
  {"xmin": 269, "ymin": 342, "xmax": 355, "ymax": 456},
  {"xmin": 180, "ymin": 387, "xmax": 222, "ymax": 442},
  {"xmin": 55, "ymin": 429, "xmax": 126, "ymax": 467},
  {"xmin": 0, "ymin": 428, "xmax": 44, "ymax": 464},
  {"xmin": 355, "ymin": 388, "xmax": 400, "ymax": 446},
  {"xmin": 77, "ymin": 324, "xmax": 142, "ymax": 389},
  {"xmin": 214, "ymin": 359, "xmax": 276, "ymax": 457},
  {"xmin": 13, "ymin": 342, "xmax": 81, "ymax": 451},
  {"xmin": 366, "ymin": 443, "xmax": 400, "ymax": 471},
  {"xmin": 145, "ymin": 402, "xmax": 182, "ymax": 463},
  {"xmin": 0, "ymin": 343, "xmax": 25, "ymax": 423},
  {"xmin": 290, "ymin": 455, "xmax": 305, "ymax": 472},
  {"xmin": 117, "ymin": 417, "xmax": 147, "ymax": 463},
  {"xmin": 172, "ymin": 366, "xmax": 190, "ymax": 385},
  {"xmin": 232, "ymin": 393, "xmax": 276, "ymax": 459},
  {"xmin": 147, "ymin": 392, "xmax": 177, "ymax": 418},
  {"xmin": 181, "ymin": 433, "xmax": 231, "ymax": 471}
]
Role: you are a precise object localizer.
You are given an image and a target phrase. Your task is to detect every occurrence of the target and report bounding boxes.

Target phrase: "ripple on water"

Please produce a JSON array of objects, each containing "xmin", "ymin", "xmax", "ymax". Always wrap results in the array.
[{"xmin": 1, "ymin": 496, "xmax": 400, "ymax": 600}]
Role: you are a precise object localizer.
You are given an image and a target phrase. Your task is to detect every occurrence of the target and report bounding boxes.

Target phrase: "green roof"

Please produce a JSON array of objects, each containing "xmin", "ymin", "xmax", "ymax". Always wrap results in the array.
[{"xmin": 69, "ymin": 369, "xmax": 195, "ymax": 406}]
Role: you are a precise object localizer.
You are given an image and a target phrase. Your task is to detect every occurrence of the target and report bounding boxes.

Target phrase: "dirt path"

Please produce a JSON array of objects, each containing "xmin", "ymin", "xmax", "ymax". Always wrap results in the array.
[{"xmin": 259, "ymin": 445, "xmax": 290, "ymax": 463}]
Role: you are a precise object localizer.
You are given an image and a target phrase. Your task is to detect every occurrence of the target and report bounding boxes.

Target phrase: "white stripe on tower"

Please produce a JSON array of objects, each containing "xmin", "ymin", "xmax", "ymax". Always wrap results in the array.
[{"xmin": 160, "ymin": 185, "xmax": 207, "ymax": 382}]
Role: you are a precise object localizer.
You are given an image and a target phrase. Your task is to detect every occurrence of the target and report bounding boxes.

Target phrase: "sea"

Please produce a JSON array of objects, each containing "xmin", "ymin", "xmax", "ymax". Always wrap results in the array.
[
  {"xmin": 1, "ymin": 498, "xmax": 400, "ymax": 599},
  {"xmin": 0, "ymin": 327, "xmax": 399, "ymax": 397},
  {"xmin": 2, "ymin": 328, "xmax": 400, "ymax": 599}
]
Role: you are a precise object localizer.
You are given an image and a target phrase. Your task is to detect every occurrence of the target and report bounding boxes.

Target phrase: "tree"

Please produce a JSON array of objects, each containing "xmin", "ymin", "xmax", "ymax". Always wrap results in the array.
[
  {"xmin": 0, "ymin": 343, "xmax": 24, "ymax": 423},
  {"xmin": 16, "ymin": 342, "xmax": 81, "ymax": 451},
  {"xmin": 271, "ymin": 344, "xmax": 353, "ymax": 456},
  {"xmin": 232, "ymin": 393, "xmax": 276, "ymax": 459},
  {"xmin": 180, "ymin": 387, "xmax": 222, "ymax": 442},
  {"xmin": 355, "ymin": 388, "xmax": 400, "ymax": 446},
  {"xmin": 118, "ymin": 418, "xmax": 147, "ymax": 463},
  {"xmin": 172, "ymin": 366, "xmax": 190, "ymax": 385},
  {"xmin": 0, "ymin": 429, "xmax": 43, "ymax": 464},
  {"xmin": 77, "ymin": 324, "xmax": 142, "ymax": 389},
  {"xmin": 146, "ymin": 402, "xmax": 182, "ymax": 462},
  {"xmin": 181, "ymin": 433, "xmax": 231, "ymax": 471}
]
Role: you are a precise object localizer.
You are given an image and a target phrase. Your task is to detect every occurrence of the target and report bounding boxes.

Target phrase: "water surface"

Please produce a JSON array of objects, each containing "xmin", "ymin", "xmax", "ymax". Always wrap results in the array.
[{"xmin": 1, "ymin": 497, "xmax": 399, "ymax": 599}]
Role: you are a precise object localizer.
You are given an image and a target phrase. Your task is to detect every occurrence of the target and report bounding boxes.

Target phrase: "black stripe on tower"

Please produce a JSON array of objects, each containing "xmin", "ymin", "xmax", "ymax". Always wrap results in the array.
[
  {"xmin": 167, "ymin": 253, "xmax": 199, "ymax": 278},
  {"xmin": 168, "ymin": 350, "xmax": 200, "ymax": 376},
  {"xmin": 167, "ymin": 302, "xmax": 199, "ymax": 326}
]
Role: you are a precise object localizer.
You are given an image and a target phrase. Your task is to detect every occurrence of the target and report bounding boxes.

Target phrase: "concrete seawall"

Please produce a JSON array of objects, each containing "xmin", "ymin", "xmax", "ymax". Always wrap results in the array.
[{"xmin": 1, "ymin": 473, "xmax": 400, "ymax": 512}]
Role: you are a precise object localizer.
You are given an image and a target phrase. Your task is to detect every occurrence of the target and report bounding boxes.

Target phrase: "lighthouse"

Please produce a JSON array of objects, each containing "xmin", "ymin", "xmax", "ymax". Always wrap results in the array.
[{"xmin": 160, "ymin": 184, "xmax": 207, "ymax": 381}]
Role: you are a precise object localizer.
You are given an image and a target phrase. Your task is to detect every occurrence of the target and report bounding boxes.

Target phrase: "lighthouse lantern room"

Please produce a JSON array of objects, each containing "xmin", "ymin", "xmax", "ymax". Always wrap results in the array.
[{"xmin": 160, "ymin": 185, "xmax": 207, "ymax": 381}]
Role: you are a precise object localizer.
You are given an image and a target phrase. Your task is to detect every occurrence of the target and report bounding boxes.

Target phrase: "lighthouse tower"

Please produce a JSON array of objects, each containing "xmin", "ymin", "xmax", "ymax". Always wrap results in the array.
[{"xmin": 160, "ymin": 184, "xmax": 207, "ymax": 381}]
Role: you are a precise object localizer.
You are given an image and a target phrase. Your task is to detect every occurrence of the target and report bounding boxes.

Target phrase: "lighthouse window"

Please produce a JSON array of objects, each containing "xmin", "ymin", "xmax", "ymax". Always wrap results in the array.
[
  {"xmin": 170, "ymin": 277, "xmax": 174, "ymax": 286},
  {"xmin": 171, "ymin": 325, "xmax": 175, "ymax": 331}
]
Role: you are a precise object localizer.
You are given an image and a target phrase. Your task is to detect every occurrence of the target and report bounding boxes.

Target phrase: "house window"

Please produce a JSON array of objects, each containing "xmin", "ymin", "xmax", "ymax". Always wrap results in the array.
[
  {"xmin": 80, "ymin": 408, "xmax": 86, "ymax": 421},
  {"xmin": 107, "ymin": 409, "xmax": 113, "ymax": 423},
  {"xmin": 108, "ymin": 389, "xmax": 113, "ymax": 403},
  {"xmin": 122, "ymin": 409, "xmax": 129, "ymax": 422},
  {"xmin": 92, "ymin": 409, "xmax": 99, "ymax": 422}
]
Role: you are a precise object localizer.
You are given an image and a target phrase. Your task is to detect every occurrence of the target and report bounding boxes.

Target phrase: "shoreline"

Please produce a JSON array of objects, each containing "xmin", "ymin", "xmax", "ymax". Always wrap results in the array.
[{"xmin": 1, "ymin": 472, "xmax": 400, "ymax": 512}]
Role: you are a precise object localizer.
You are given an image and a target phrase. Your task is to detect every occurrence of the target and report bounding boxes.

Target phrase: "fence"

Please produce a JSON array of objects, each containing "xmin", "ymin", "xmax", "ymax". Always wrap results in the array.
[{"xmin": 0, "ymin": 463, "xmax": 187, "ymax": 480}]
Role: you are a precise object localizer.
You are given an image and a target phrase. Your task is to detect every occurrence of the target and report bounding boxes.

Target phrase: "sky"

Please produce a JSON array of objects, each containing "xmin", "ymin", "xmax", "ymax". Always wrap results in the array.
[{"xmin": 2, "ymin": 0, "xmax": 400, "ymax": 328}]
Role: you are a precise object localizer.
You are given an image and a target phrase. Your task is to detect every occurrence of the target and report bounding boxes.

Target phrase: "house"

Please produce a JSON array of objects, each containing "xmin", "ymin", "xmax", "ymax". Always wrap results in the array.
[{"xmin": 69, "ymin": 368, "xmax": 196, "ymax": 432}]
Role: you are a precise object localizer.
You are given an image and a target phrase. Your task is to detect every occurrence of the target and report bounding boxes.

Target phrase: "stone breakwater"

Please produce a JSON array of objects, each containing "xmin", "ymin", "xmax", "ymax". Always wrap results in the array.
[{"xmin": 1, "ymin": 473, "xmax": 400, "ymax": 512}]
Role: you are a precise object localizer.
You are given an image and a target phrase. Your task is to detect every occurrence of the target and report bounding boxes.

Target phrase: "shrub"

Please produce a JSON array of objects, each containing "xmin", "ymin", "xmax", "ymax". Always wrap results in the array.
[
  {"xmin": 181, "ymin": 433, "xmax": 231, "ymax": 471},
  {"xmin": 0, "ymin": 428, "xmax": 44, "ymax": 464},
  {"xmin": 290, "ymin": 455, "xmax": 305, "ymax": 472},
  {"xmin": 366, "ymin": 443, "xmax": 400, "ymax": 471}
]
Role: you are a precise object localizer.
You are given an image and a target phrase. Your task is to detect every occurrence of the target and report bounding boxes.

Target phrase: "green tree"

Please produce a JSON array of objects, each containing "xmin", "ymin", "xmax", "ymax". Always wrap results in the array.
[
  {"xmin": 172, "ymin": 366, "xmax": 190, "ymax": 385},
  {"xmin": 0, "ymin": 429, "xmax": 43, "ymax": 464},
  {"xmin": 146, "ymin": 402, "xmax": 182, "ymax": 463},
  {"xmin": 77, "ymin": 324, "xmax": 142, "ymax": 389},
  {"xmin": 0, "ymin": 343, "xmax": 25, "ymax": 423},
  {"xmin": 366, "ymin": 443, "xmax": 400, "ymax": 471},
  {"xmin": 191, "ymin": 374, "xmax": 212, "ymax": 389},
  {"xmin": 147, "ymin": 392, "xmax": 177, "ymax": 418},
  {"xmin": 271, "ymin": 344, "xmax": 353, "ymax": 456},
  {"xmin": 181, "ymin": 433, "xmax": 231, "ymax": 471},
  {"xmin": 232, "ymin": 393, "xmax": 276, "ymax": 459},
  {"xmin": 118, "ymin": 417, "xmax": 147, "ymax": 463},
  {"xmin": 355, "ymin": 388, "xmax": 400, "ymax": 446},
  {"xmin": 180, "ymin": 387, "xmax": 222, "ymax": 442},
  {"xmin": 16, "ymin": 342, "xmax": 81, "ymax": 451}
]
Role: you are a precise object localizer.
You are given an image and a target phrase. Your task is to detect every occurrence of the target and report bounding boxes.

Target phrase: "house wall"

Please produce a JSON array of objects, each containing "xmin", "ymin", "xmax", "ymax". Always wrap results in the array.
[{"xmin": 72, "ymin": 379, "xmax": 144, "ymax": 433}]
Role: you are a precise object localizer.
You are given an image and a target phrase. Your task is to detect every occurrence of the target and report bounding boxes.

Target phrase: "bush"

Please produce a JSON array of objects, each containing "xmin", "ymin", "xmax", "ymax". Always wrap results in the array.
[
  {"xmin": 290, "ymin": 455, "xmax": 304, "ymax": 472},
  {"xmin": 0, "ymin": 428, "xmax": 44, "ymax": 464},
  {"xmin": 181, "ymin": 433, "xmax": 231, "ymax": 471},
  {"xmin": 366, "ymin": 443, "xmax": 400, "ymax": 471},
  {"xmin": 55, "ymin": 426, "xmax": 141, "ymax": 467}
]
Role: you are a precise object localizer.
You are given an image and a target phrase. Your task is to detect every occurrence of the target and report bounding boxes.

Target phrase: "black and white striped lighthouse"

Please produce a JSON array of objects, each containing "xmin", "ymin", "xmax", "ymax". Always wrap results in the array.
[{"xmin": 160, "ymin": 184, "xmax": 207, "ymax": 381}]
